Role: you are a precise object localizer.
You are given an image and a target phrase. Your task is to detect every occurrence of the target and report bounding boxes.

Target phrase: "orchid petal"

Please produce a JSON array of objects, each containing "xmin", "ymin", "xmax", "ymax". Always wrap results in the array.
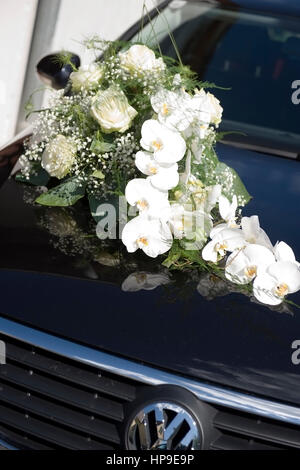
[
  {"xmin": 241, "ymin": 215, "xmax": 273, "ymax": 250},
  {"xmin": 151, "ymin": 89, "xmax": 192, "ymax": 132},
  {"xmin": 267, "ymin": 261, "xmax": 300, "ymax": 293},
  {"xmin": 274, "ymin": 241, "xmax": 296, "ymax": 263},
  {"xmin": 150, "ymin": 165, "xmax": 179, "ymax": 191},
  {"xmin": 202, "ymin": 227, "xmax": 246, "ymax": 263},
  {"xmin": 225, "ymin": 244, "xmax": 275, "ymax": 284},
  {"xmin": 121, "ymin": 215, "xmax": 173, "ymax": 258},
  {"xmin": 140, "ymin": 119, "xmax": 186, "ymax": 165},
  {"xmin": 125, "ymin": 178, "xmax": 169, "ymax": 219},
  {"xmin": 210, "ymin": 223, "xmax": 228, "ymax": 238},
  {"xmin": 135, "ymin": 151, "xmax": 158, "ymax": 176},
  {"xmin": 135, "ymin": 151, "xmax": 179, "ymax": 190},
  {"xmin": 253, "ymin": 274, "xmax": 283, "ymax": 306},
  {"xmin": 202, "ymin": 240, "xmax": 218, "ymax": 263},
  {"xmin": 219, "ymin": 195, "xmax": 237, "ymax": 223}
]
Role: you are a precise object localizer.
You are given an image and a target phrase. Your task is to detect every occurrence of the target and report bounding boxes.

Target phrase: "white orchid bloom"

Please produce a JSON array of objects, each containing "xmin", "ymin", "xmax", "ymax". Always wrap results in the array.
[
  {"xmin": 150, "ymin": 88, "xmax": 192, "ymax": 132},
  {"xmin": 204, "ymin": 184, "xmax": 222, "ymax": 213},
  {"xmin": 211, "ymin": 213, "xmax": 273, "ymax": 251},
  {"xmin": 121, "ymin": 215, "xmax": 173, "ymax": 258},
  {"xmin": 185, "ymin": 119, "xmax": 210, "ymax": 141},
  {"xmin": 210, "ymin": 195, "xmax": 238, "ymax": 237},
  {"xmin": 253, "ymin": 261, "xmax": 300, "ymax": 305},
  {"xmin": 169, "ymin": 203, "xmax": 194, "ymax": 239},
  {"xmin": 189, "ymin": 90, "xmax": 213, "ymax": 130},
  {"xmin": 140, "ymin": 119, "xmax": 186, "ymax": 166},
  {"xmin": 274, "ymin": 241, "xmax": 299, "ymax": 266},
  {"xmin": 219, "ymin": 194, "xmax": 238, "ymax": 225},
  {"xmin": 135, "ymin": 151, "xmax": 179, "ymax": 191},
  {"xmin": 122, "ymin": 271, "xmax": 171, "ymax": 292},
  {"xmin": 225, "ymin": 244, "xmax": 276, "ymax": 285},
  {"xmin": 125, "ymin": 178, "xmax": 169, "ymax": 219},
  {"xmin": 202, "ymin": 227, "xmax": 246, "ymax": 263},
  {"xmin": 241, "ymin": 215, "xmax": 273, "ymax": 250}
]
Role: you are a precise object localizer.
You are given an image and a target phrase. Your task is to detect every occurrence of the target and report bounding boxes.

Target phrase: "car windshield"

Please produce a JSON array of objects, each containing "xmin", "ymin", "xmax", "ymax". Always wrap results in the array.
[{"xmin": 132, "ymin": 1, "xmax": 300, "ymax": 155}]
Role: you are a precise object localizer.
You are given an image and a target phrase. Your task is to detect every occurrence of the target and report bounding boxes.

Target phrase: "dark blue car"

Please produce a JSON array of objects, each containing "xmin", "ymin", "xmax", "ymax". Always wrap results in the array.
[{"xmin": 0, "ymin": 0, "xmax": 299, "ymax": 450}]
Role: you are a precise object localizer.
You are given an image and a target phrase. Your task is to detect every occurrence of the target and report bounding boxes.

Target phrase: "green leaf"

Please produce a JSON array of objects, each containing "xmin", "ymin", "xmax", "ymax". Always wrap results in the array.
[
  {"xmin": 162, "ymin": 241, "xmax": 208, "ymax": 270},
  {"xmin": 15, "ymin": 167, "xmax": 50, "ymax": 186},
  {"xmin": 35, "ymin": 178, "xmax": 86, "ymax": 207},
  {"xmin": 162, "ymin": 246, "xmax": 181, "ymax": 268},
  {"xmin": 215, "ymin": 131, "xmax": 246, "ymax": 142},
  {"xmin": 88, "ymin": 193, "xmax": 119, "ymax": 223},
  {"xmin": 90, "ymin": 136, "xmax": 115, "ymax": 154},
  {"xmin": 215, "ymin": 162, "xmax": 251, "ymax": 206},
  {"xmin": 198, "ymin": 81, "xmax": 231, "ymax": 91},
  {"xmin": 92, "ymin": 169, "xmax": 105, "ymax": 179},
  {"xmin": 180, "ymin": 248, "xmax": 206, "ymax": 266}
]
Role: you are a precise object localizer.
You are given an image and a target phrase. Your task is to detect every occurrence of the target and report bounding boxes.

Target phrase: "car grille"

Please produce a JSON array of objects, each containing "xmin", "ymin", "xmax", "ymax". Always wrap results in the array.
[
  {"xmin": 0, "ymin": 331, "xmax": 300, "ymax": 450},
  {"xmin": 0, "ymin": 333, "xmax": 140, "ymax": 450},
  {"xmin": 212, "ymin": 407, "xmax": 300, "ymax": 450}
]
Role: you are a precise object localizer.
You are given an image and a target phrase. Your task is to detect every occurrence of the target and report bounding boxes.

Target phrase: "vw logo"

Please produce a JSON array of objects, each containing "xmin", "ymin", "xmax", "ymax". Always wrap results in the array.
[{"xmin": 126, "ymin": 402, "xmax": 202, "ymax": 450}]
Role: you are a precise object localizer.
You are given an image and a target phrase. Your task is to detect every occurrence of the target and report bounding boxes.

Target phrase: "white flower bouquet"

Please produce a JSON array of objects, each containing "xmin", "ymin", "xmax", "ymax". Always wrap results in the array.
[{"xmin": 17, "ymin": 39, "xmax": 300, "ymax": 308}]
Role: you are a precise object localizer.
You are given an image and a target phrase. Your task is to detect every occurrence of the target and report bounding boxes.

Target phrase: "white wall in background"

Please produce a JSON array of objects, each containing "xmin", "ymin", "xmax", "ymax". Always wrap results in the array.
[
  {"xmin": 0, "ymin": 0, "xmax": 160, "ymax": 145},
  {"xmin": 0, "ymin": 0, "xmax": 38, "ymax": 146},
  {"xmin": 39, "ymin": 0, "xmax": 159, "ymax": 110}
]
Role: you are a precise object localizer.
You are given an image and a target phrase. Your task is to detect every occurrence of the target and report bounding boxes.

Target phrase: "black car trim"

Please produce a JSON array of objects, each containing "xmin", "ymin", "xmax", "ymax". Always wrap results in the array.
[{"xmin": 0, "ymin": 316, "xmax": 299, "ymax": 427}]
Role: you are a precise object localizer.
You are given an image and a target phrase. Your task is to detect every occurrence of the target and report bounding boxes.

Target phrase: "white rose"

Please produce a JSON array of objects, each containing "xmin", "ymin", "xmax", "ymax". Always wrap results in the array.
[
  {"xmin": 42, "ymin": 135, "xmax": 77, "ymax": 179},
  {"xmin": 70, "ymin": 63, "xmax": 103, "ymax": 91},
  {"xmin": 119, "ymin": 44, "xmax": 165, "ymax": 74},
  {"xmin": 207, "ymin": 91, "xmax": 223, "ymax": 126},
  {"xmin": 91, "ymin": 87, "xmax": 137, "ymax": 133},
  {"xmin": 193, "ymin": 89, "xmax": 223, "ymax": 127}
]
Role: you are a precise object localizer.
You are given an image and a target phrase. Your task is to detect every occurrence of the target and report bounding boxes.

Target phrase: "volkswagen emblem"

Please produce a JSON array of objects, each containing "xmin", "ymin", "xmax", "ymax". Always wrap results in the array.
[{"xmin": 126, "ymin": 401, "xmax": 202, "ymax": 450}]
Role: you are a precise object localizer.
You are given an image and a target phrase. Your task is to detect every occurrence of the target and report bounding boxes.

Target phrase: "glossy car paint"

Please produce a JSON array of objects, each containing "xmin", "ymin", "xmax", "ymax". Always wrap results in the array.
[{"xmin": 0, "ymin": 140, "xmax": 299, "ymax": 407}]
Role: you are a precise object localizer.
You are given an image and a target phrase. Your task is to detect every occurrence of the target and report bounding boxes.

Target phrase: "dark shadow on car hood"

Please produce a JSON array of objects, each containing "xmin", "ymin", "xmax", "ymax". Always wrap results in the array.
[{"xmin": 0, "ymin": 143, "xmax": 299, "ymax": 406}]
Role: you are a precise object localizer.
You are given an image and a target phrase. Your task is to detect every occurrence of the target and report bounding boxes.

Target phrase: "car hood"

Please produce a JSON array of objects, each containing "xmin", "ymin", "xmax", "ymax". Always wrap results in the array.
[{"xmin": 0, "ymin": 142, "xmax": 300, "ymax": 406}]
